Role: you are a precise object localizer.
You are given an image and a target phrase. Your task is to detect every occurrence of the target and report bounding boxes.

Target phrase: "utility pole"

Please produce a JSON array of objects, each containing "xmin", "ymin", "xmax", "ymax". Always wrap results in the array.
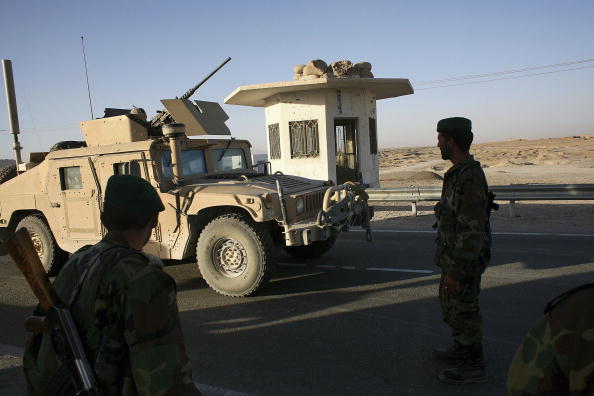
[{"xmin": 2, "ymin": 59, "xmax": 23, "ymax": 170}]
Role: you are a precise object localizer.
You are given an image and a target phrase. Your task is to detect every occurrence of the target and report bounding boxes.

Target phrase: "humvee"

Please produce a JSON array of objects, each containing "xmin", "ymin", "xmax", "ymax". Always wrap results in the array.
[{"xmin": 0, "ymin": 91, "xmax": 371, "ymax": 297}]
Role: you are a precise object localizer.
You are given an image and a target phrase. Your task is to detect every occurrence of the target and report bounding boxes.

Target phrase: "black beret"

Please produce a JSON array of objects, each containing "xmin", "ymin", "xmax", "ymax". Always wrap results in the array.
[
  {"xmin": 104, "ymin": 175, "xmax": 164, "ymax": 214},
  {"xmin": 437, "ymin": 117, "xmax": 472, "ymax": 135}
]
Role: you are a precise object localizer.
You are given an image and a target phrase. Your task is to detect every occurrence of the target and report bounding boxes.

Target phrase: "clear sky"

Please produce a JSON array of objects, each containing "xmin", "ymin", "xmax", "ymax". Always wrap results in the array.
[{"xmin": 1, "ymin": 1, "xmax": 593, "ymax": 159}]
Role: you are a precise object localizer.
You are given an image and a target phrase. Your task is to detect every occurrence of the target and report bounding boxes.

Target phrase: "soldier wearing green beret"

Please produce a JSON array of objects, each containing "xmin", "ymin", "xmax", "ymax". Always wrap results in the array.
[
  {"xmin": 431, "ymin": 117, "xmax": 491, "ymax": 384},
  {"xmin": 23, "ymin": 175, "xmax": 201, "ymax": 395}
]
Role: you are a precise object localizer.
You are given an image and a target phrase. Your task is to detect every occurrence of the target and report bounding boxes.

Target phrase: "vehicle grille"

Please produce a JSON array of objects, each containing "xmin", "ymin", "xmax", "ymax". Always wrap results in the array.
[
  {"xmin": 253, "ymin": 175, "xmax": 319, "ymax": 191},
  {"xmin": 301, "ymin": 190, "xmax": 325, "ymax": 217}
]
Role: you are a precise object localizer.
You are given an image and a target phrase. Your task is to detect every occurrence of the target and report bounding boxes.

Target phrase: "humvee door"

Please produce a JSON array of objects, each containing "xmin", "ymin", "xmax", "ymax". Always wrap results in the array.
[{"xmin": 46, "ymin": 157, "xmax": 102, "ymax": 243}]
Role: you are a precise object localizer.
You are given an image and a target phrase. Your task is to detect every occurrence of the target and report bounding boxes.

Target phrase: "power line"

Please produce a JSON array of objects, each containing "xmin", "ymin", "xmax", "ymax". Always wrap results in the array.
[
  {"xmin": 416, "ymin": 64, "xmax": 594, "ymax": 90},
  {"xmin": 4, "ymin": 58, "xmax": 593, "ymax": 133},
  {"xmin": 415, "ymin": 57, "xmax": 594, "ymax": 86},
  {"xmin": 0, "ymin": 122, "xmax": 79, "ymax": 135}
]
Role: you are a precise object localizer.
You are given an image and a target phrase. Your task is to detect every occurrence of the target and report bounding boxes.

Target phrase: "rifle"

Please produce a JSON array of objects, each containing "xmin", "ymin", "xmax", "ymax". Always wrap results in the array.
[
  {"xmin": 4, "ymin": 228, "xmax": 102, "ymax": 396},
  {"xmin": 149, "ymin": 57, "xmax": 231, "ymax": 129}
]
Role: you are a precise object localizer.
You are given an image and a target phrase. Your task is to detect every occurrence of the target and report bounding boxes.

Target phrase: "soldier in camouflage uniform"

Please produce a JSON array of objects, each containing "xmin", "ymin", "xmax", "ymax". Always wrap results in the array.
[
  {"xmin": 432, "ymin": 117, "xmax": 491, "ymax": 384},
  {"xmin": 23, "ymin": 174, "xmax": 201, "ymax": 395},
  {"xmin": 507, "ymin": 283, "xmax": 594, "ymax": 395}
]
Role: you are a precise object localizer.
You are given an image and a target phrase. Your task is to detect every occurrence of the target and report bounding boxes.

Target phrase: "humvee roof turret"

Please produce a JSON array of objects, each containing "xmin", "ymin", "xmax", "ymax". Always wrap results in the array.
[{"xmin": 0, "ymin": 84, "xmax": 371, "ymax": 297}]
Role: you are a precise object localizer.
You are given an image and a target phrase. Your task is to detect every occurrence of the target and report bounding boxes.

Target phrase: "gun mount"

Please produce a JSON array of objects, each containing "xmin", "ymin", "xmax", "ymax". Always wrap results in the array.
[{"xmin": 149, "ymin": 57, "xmax": 231, "ymax": 131}]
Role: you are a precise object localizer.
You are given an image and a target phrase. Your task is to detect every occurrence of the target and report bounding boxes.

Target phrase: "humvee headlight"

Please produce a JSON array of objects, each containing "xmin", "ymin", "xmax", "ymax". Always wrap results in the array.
[{"xmin": 295, "ymin": 197, "xmax": 305, "ymax": 214}]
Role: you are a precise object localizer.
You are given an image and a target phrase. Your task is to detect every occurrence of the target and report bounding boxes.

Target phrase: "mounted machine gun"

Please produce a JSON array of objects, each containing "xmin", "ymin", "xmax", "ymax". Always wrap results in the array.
[{"xmin": 149, "ymin": 57, "xmax": 231, "ymax": 133}]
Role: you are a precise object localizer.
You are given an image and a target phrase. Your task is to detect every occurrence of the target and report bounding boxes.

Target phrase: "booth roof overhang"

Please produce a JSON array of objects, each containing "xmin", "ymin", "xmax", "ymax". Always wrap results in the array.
[{"xmin": 224, "ymin": 77, "xmax": 414, "ymax": 107}]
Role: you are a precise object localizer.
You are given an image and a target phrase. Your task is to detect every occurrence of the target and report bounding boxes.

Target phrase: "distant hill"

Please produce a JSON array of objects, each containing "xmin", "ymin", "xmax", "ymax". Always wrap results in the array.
[{"xmin": 0, "ymin": 159, "xmax": 14, "ymax": 168}]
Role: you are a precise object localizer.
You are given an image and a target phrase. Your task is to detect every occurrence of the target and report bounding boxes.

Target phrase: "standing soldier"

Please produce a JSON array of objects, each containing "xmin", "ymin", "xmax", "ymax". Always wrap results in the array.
[
  {"xmin": 23, "ymin": 174, "xmax": 201, "ymax": 395},
  {"xmin": 432, "ymin": 117, "xmax": 491, "ymax": 384},
  {"xmin": 507, "ymin": 283, "xmax": 594, "ymax": 395}
]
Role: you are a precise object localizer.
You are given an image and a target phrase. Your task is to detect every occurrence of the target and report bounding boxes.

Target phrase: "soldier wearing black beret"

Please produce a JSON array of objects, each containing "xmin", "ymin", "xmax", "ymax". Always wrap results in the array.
[
  {"xmin": 432, "ymin": 117, "xmax": 492, "ymax": 384},
  {"xmin": 24, "ymin": 175, "xmax": 202, "ymax": 395}
]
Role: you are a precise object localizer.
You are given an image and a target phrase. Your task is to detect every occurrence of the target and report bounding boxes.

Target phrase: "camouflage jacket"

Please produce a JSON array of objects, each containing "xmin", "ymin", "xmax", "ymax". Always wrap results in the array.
[
  {"xmin": 434, "ymin": 155, "xmax": 490, "ymax": 280},
  {"xmin": 23, "ymin": 231, "xmax": 201, "ymax": 396},
  {"xmin": 507, "ymin": 284, "xmax": 594, "ymax": 395}
]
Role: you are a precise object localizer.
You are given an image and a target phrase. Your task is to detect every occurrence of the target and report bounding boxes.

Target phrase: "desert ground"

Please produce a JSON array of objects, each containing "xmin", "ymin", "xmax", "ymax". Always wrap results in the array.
[{"xmin": 374, "ymin": 134, "xmax": 594, "ymax": 233}]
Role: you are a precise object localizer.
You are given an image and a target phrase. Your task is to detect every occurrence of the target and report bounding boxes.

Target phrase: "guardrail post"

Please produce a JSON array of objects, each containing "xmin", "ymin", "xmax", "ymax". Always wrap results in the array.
[
  {"xmin": 509, "ymin": 200, "xmax": 516, "ymax": 217},
  {"xmin": 411, "ymin": 202, "xmax": 418, "ymax": 216}
]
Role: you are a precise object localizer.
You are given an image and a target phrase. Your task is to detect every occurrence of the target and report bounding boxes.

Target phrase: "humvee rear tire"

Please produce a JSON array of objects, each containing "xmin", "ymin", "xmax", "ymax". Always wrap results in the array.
[
  {"xmin": 49, "ymin": 141, "xmax": 87, "ymax": 152},
  {"xmin": 16, "ymin": 215, "xmax": 68, "ymax": 276},
  {"xmin": 0, "ymin": 164, "xmax": 17, "ymax": 184},
  {"xmin": 197, "ymin": 214, "xmax": 275, "ymax": 297},
  {"xmin": 284, "ymin": 237, "xmax": 336, "ymax": 259}
]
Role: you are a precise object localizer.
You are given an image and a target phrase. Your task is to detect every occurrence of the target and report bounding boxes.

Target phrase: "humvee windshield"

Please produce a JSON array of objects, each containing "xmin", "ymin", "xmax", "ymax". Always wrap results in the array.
[
  {"xmin": 161, "ymin": 149, "xmax": 207, "ymax": 178},
  {"xmin": 212, "ymin": 148, "xmax": 248, "ymax": 171}
]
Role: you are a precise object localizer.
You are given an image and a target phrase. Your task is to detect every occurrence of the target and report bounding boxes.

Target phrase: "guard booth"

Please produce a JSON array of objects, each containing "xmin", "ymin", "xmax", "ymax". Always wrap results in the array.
[{"xmin": 225, "ymin": 66, "xmax": 413, "ymax": 187}]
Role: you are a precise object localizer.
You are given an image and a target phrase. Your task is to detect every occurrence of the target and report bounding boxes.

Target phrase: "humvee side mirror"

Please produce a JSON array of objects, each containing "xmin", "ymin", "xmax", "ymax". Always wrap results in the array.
[{"xmin": 253, "ymin": 161, "xmax": 270, "ymax": 175}]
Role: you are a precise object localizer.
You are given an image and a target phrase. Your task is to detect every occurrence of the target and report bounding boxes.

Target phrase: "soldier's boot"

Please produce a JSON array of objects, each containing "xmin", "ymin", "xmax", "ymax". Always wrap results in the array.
[
  {"xmin": 432, "ymin": 341, "xmax": 467, "ymax": 365},
  {"xmin": 438, "ymin": 344, "xmax": 487, "ymax": 385}
]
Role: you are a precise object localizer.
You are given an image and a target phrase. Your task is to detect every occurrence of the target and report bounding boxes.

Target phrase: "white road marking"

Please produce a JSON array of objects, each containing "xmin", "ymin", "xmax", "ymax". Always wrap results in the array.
[
  {"xmin": 278, "ymin": 263, "xmax": 307, "ymax": 267},
  {"xmin": 352, "ymin": 229, "xmax": 594, "ymax": 237},
  {"xmin": 367, "ymin": 267, "xmax": 434, "ymax": 274},
  {"xmin": 278, "ymin": 263, "xmax": 430, "ymax": 273}
]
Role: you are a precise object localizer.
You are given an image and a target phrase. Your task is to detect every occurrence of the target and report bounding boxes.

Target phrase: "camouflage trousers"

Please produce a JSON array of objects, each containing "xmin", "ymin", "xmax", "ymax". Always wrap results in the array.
[{"xmin": 439, "ymin": 272, "xmax": 483, "ymax": 346}]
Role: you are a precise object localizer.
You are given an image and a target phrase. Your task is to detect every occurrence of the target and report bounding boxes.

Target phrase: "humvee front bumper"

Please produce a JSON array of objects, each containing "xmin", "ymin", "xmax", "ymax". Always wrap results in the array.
[{"xmin": 283, "ymin": 185, "xmax": 370, "ymax": 246}]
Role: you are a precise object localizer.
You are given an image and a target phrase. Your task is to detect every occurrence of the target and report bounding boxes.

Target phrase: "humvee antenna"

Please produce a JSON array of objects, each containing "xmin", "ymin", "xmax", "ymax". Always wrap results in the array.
[{"xmin": 80, "ymin": 36, "xmax": 94, "ymax": 119}]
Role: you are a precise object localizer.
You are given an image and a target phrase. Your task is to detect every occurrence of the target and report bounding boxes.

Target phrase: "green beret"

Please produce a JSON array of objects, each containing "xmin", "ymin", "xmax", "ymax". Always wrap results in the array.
[
  {"xmin": 104, "ymin": 175, "xmax": 164, "ymax": 214},
  {"xmin": 437, "ymin": 117, "xmax": 472, "ymax": 135}
]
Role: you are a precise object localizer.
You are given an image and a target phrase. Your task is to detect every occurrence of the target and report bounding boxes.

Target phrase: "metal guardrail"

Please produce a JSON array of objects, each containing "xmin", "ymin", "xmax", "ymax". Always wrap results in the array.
[{"xmin": 367, "ymin": 184, "xmax": 594, "ymax": 216}]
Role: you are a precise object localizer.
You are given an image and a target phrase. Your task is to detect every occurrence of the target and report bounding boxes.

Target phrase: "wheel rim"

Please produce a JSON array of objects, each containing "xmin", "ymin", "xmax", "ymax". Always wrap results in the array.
[
  {"xmin": 29, "ymin": 231, "xmax": 44, "ymax": 260},
  {"xmin": 212, "ymin": 238, "xmax": 248, "ymax": 278}
]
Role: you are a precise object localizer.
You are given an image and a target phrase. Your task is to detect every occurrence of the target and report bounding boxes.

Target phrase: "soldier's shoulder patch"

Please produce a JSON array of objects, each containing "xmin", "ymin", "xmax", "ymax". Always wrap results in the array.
[{"xmin": 544, "ymin": 283, "xmax": 594, "ymax": 314}]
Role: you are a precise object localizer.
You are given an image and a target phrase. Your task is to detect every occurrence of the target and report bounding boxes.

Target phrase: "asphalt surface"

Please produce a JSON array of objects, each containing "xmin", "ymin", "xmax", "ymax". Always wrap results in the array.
[{"xmin": 1, "ymin": 231, "xmax": 593, "ymax": 395}]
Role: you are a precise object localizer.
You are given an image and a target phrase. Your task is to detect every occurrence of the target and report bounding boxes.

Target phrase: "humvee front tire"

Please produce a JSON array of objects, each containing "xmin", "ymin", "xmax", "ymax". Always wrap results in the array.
[
  {"xmin": 16, "ymin": 215, "xmax": 68, "ymax": 276},
  {"xmin": 197, "ymin": 214, "xmax": 274, "ymax": 297},
  {"xmin": 0, "ymin": 164, "xmax": 17, "ymax": 184},
  {"xmin": 284, "ymin": 237, "xmax": 336, "ymax": 259}
]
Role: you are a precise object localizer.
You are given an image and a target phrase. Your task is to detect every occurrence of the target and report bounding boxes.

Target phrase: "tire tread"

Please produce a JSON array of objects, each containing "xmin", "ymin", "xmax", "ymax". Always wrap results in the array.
[{"xmin": 197, "ymin": 213, "xmax": 274, "ymax": 297}]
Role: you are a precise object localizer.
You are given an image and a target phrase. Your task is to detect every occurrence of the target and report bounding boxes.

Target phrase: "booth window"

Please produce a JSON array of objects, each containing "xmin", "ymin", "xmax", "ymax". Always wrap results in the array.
[
  {"xmin": 289, "ymin": 119, "xmax": 319, "ymax": 158},
  {"xmin": 369, "ymin": 118, "xmax": 378, "ymax": 154},
  {"xmin": 268, "ymin": 123, "xmax": 281, "ymax": 159}
]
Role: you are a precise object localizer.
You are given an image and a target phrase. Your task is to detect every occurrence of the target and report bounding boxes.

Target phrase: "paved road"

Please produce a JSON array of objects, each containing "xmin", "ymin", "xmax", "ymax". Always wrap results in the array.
[{"xmin": 1, "ymin": 231, "xmax": 593, "ymax": 395}]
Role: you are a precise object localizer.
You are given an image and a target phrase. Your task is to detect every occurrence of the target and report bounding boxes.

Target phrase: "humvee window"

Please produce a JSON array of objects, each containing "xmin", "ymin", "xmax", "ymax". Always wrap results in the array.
[
  {"xmin": 60, "ymin": 166, "xmax": 83, "ymax": 190},
  {"xmin": 212, "ymin": 148, "xmax": 247, "ymax": 171},
  {"xmin": 161, "ymin": 149, "xmax": 207, "ymax": 179},
  {"xmin": 113, "ymin": 161, "xmax": 140, "ymax": 176}
]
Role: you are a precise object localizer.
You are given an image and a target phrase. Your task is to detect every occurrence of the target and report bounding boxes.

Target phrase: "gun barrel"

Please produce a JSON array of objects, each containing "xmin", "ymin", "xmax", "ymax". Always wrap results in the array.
[{"xmin": 180, "ymin": 57, "xmax": 231, "ymax": 100}]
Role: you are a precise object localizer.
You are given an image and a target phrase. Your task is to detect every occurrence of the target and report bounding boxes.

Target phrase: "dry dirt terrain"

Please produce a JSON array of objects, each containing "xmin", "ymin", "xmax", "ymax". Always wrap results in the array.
[{"xmin": 374, "ymin": 135, "xmax": 594, "ymax": 233}]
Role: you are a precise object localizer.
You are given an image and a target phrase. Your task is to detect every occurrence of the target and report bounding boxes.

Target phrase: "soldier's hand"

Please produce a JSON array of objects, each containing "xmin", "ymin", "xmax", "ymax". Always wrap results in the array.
[{"xmin": 443, "ymin": 274, "xmax": 461, "ymax": 293}]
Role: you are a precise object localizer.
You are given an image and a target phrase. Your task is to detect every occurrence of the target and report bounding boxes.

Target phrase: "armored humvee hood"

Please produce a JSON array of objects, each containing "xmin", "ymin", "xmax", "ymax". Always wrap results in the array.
[{"xmin": 173, "ymin": 174, "xmax": 326, "ymax": 196}]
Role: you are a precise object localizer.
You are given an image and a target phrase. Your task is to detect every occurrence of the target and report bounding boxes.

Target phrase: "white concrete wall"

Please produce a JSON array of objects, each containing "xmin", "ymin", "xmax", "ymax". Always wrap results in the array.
[
  {"xmin": 264, "ymin": 92, "xmax": 329, "ymax": 182},
  {"xmin": 262, "ymin": 88, "xmax": 380, "ymax": 187}
]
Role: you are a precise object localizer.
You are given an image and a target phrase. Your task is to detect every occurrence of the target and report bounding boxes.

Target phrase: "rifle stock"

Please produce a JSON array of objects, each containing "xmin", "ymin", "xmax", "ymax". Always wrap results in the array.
[
  {"xmin": 4, "ymin": 227, "xmax": 102, "ymax": 395},
  {"xmin": 4, "ymin": 228, "xmax": 57, "ymax": 310}
]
